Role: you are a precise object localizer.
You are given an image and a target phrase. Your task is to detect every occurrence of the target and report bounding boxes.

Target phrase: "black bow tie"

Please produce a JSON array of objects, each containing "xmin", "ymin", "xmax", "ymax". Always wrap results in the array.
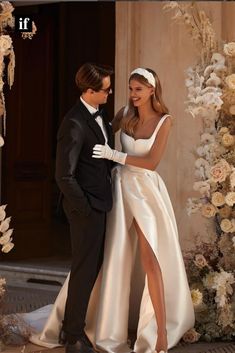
[{"xmin": 92, "ymin": 109, "xmax": 104, "ymax": 119}]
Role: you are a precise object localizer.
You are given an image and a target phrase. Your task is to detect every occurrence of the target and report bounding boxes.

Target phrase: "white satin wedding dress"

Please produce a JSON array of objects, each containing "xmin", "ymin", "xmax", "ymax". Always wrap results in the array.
[{"xmin": 23, "ymin": 114, "xmax": 195, "ymax": 353}]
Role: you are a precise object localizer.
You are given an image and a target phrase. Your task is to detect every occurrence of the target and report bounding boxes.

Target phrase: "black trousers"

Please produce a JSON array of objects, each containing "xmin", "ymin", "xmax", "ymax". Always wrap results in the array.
[{"xmin": 62, "ymin": 199, "xmax": 106, "ymax": 343}]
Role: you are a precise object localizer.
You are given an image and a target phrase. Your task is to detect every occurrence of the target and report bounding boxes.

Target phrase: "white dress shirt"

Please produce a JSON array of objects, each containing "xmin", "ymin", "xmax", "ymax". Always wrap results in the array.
[{"xmin": 80, "ymin": 97, "xmax": 108, "ymax": 143}]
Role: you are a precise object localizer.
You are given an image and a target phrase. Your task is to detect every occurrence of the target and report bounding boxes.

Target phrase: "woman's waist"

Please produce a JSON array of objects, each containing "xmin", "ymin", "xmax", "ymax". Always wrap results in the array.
[{"xmin": 118, "ymin": 164, "xmax": 159, "ymax": 176}]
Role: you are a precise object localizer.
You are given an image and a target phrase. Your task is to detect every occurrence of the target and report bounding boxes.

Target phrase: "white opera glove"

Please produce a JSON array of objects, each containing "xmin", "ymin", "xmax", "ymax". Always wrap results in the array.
[{"xmin": 92, "ymin": 144, "xmax": 127, "ymax": 165}]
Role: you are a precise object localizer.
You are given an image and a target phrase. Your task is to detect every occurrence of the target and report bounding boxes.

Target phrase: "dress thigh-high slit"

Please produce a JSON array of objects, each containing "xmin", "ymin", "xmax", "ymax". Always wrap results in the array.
[{"xmin": 133, "ymin": 218, "xmax": 167, "ymax": 352}]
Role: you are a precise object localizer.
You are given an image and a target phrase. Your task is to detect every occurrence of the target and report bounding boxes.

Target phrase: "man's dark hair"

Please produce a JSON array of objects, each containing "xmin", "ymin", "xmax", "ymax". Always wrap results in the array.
[{"xmin": 75, "ymin": 63, "xmax": 113, "ymax": 93}]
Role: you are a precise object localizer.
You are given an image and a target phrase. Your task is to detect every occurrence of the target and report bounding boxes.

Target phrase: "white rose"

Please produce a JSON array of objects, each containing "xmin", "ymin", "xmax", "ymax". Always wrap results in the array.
[
  {"xmin": 225, "ymin": 74, "xmax": 235, "ymax": 90},
  {"xmin": 201, "ymin": 203, "xmax": 217, "ymax": 218},
  {"xmin": 211, "ymin": 192, "xmax": 225, "ymax": 207},
  {"xmin": 210, "ymin": 160, "xmax": 231, "ymax": 183},
  {"xmin": 210, "ymin": 165, "xmax": 227, "ymax": 182},
  {"xmin": 222, "ymin": 133, "xmax": 235, "ymax": 147},
  {"xmin": 194, "ymin": 254, "xmax": 208, "ymax": 268},
  {"xmin": 0, "ymin": 35, "xmax": 12, "ymax": 53},
  {"xmin": 225, "ymin": 192, "xmax": 235, "ymax": 206},
  {"xmin": 224, "ymin": 42, "xmax": 235, "ymax": 57},
  {"xmin": 220, "ymin": 218, "xmax": 234, "ymax": 233},
  {"xmin": 1, "ymin": 242, "xmax": 14, "ymax": 253}
]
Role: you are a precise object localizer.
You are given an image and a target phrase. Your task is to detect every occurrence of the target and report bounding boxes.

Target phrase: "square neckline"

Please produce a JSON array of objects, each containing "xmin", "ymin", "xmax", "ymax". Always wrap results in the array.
[{"xmin": 122, "ymin": 114, "xmax": 169, "ymax": 142}]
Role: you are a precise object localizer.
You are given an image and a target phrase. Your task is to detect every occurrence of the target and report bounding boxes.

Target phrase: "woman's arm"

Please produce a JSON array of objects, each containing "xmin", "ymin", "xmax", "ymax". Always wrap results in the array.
[
  {"xmin": 125, "ymin": 117, "xmax": 172, "ymax": 170},
  {"xmin": 111, "ymin": 106, "xmax": 125, "ymax": 133},
  {"xmin": 92, "ymin": 117, "xmax": 172, "ymax": 169}
]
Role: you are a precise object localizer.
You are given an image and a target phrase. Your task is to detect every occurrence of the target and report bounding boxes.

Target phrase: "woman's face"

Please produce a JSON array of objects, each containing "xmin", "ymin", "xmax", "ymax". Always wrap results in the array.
[{"xmin": 129, "ymin": 79, "xmax": 154, "ymax": 107}]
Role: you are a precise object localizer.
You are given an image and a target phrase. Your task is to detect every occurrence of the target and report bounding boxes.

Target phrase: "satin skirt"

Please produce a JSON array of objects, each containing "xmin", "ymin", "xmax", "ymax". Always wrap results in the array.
[{"xmin": 26, "ymin": 165, "xmax": 195, "ymax": 353}]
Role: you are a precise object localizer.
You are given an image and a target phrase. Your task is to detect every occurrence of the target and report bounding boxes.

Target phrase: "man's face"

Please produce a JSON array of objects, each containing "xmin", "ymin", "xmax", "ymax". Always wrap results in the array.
[{"xmin": 92, "ymin": 76, "xmax": 112, "ymax": 105}]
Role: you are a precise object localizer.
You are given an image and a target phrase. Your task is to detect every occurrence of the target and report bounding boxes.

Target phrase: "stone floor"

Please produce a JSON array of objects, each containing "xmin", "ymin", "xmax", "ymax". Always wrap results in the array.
[
  {"xmin": 3, "ymin": 341, "xmax": 235, "ymax": 353},
  {"xmin": 0, "ymin": 258, "xmax": 234, "ymax": 353}
]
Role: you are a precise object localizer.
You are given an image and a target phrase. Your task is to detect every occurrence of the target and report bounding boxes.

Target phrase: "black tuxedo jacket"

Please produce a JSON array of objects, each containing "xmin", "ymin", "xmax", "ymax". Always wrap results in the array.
[{"xmin": 55, "ymin": 100, "xmax": 114, "ymax": 216}]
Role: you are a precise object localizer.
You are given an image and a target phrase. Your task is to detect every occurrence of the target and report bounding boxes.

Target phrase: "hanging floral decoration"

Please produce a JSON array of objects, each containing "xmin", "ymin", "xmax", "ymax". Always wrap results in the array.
[
  {"xmin": 0, "ymin": 1, "xmax": 15, "ymax": 141},
  {"xmin": 0, "ymin": 2, "xmax": 37, "ymax": 348},
  {"xmin": 0, "ymin": 1, "xmax": 37, "ymax": 143},
  {"xmin": 164, "ymin": 1, "xmax": 235, "ymax": 343},
  {"xmin": 0, "ymin": 5, "xmax": 15, "ymax": 348},
  {"xmin": 0, "ymin": 1, "xmax": 15, "ymax": 255}
]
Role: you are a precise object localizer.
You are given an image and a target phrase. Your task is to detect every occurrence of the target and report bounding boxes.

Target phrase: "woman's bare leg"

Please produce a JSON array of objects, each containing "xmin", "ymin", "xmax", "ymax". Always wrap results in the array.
[{"xmin": 133, "ymin": 219, "xmax": 168, "ymax": 352}]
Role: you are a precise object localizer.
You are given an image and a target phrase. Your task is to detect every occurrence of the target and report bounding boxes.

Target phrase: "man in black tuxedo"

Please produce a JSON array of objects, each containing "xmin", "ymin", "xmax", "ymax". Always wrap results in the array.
[{"xmin": 55, "ymin": 63, "xmax": 114, "ymax": 353}]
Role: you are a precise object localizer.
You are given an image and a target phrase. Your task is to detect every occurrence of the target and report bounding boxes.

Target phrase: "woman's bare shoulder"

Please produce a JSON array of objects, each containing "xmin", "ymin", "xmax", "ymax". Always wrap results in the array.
[{"xmin": 166, "ymin": 113, "xmax": 174, "ymax": 123}]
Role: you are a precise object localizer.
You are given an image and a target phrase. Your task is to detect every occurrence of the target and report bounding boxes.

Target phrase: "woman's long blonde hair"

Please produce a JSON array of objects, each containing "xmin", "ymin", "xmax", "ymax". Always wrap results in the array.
[{"xmin": 120, "ymin": 68, "xmax": 169, "ymax": 137}]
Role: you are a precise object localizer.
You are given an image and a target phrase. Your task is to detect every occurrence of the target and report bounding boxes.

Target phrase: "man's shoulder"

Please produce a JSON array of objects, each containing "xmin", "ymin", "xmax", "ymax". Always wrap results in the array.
[
  {"xmin": 63, "ymin": 101, "xmax": 89, "ymax": 125},
  {"xmin": 65, "ymin": 101, "xmax": 84, "ymax": 118},
  {"xmin": 57, "ymin": 103, "xmax": 87, "ymax": 135}
]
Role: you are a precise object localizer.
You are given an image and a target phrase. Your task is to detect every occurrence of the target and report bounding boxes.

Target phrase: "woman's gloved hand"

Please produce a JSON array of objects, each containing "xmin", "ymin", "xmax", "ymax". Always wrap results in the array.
[{"xmin": 92, "ymin": 144, "xmax": 127, "ymax": 165}]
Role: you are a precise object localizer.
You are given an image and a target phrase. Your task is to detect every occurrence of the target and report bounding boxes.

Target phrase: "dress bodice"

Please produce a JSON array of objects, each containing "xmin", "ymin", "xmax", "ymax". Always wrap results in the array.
[{"xmin": 120, "ymin": 114, "xmax": 170, "ymax": 157}]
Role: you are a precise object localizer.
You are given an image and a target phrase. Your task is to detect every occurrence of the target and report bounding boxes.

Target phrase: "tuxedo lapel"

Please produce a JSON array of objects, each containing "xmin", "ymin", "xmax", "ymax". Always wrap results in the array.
[
  {"xmin": 87, "ymin": 117, "xmax": 106, "ymax": 144},
  {"xmin": 77, "ymin": 100, "xmax": 106, "ymax": 144},
  {"xmin": 102, "ymin": 112, "xmax": 114, "ymax": 148}
]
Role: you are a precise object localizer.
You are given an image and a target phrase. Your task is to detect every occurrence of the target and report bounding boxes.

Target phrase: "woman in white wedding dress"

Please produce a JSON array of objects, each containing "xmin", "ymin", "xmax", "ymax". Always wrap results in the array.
[{"xmin": 24, "ymin": 68, "xmax": 194, "ymax": 353}]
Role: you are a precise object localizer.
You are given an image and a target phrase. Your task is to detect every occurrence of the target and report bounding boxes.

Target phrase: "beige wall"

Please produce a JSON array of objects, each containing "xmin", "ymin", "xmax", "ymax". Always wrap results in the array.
[{"xmin": 115, "ymin": 2, "xmax": 235, "ymax": 250}]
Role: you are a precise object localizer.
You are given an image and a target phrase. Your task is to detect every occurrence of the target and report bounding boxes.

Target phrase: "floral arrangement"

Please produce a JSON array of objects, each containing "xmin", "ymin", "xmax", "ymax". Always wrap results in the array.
[
  {"xmin": 0, "ymin": 1, "xmax": 15, "ymax": 143},
  {"xmin": 0, "ymin": 203, "xmax": 14, "ymax": 350},
  {"xmin": 0, "ymin": 2, "xmax": 37, "ymax": 351},
  {"xmin": 0, "ymin": 205, "xmax": 14, "ymax": 253},
  {"xmin": 0, "ymin": 2, "xmax": 15, "ymax": 335},
  {"xmin": 0, "ymin": 1, "xmax": 37, "ymax": 145},
  {"xmin": 164, "ymin": 1, "xmax": 235, "ymax": 342},
  {"xmin": 0, "ymin": 4, "xmax": 15, "ymax": 299},
  {"xmin": 0, "ymin": 4, "xmax": 37, "ymax": 350}
]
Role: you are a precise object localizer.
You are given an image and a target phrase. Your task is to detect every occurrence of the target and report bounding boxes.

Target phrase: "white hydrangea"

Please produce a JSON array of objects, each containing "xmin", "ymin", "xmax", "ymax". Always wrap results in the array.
[
  {"xmin": 193, "ymin": 181, "xmax": 210, "ymax": 196},
  {"xmin": 186, "ymin": 198, "xmax": 202, "ymax": 216},
  {"xmin": 200, "ymin": 133, "xmax": 215, "ymax": 144}
]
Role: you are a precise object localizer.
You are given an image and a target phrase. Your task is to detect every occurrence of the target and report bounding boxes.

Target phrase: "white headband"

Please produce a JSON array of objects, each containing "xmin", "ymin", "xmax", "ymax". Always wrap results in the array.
[{"xmin": 130, "ymin": 68, "xmax": 156, "ymax": 87}]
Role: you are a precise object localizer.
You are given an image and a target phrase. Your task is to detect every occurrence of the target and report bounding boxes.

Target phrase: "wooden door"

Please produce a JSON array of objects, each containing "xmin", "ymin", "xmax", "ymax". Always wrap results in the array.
[
  {"xmin": 2, "ymin": 2, "xmax": 115, "ymax": 260},
  {"xmin": 2, "ymin": 5, "xmax": 56, "ymax": 259}
]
